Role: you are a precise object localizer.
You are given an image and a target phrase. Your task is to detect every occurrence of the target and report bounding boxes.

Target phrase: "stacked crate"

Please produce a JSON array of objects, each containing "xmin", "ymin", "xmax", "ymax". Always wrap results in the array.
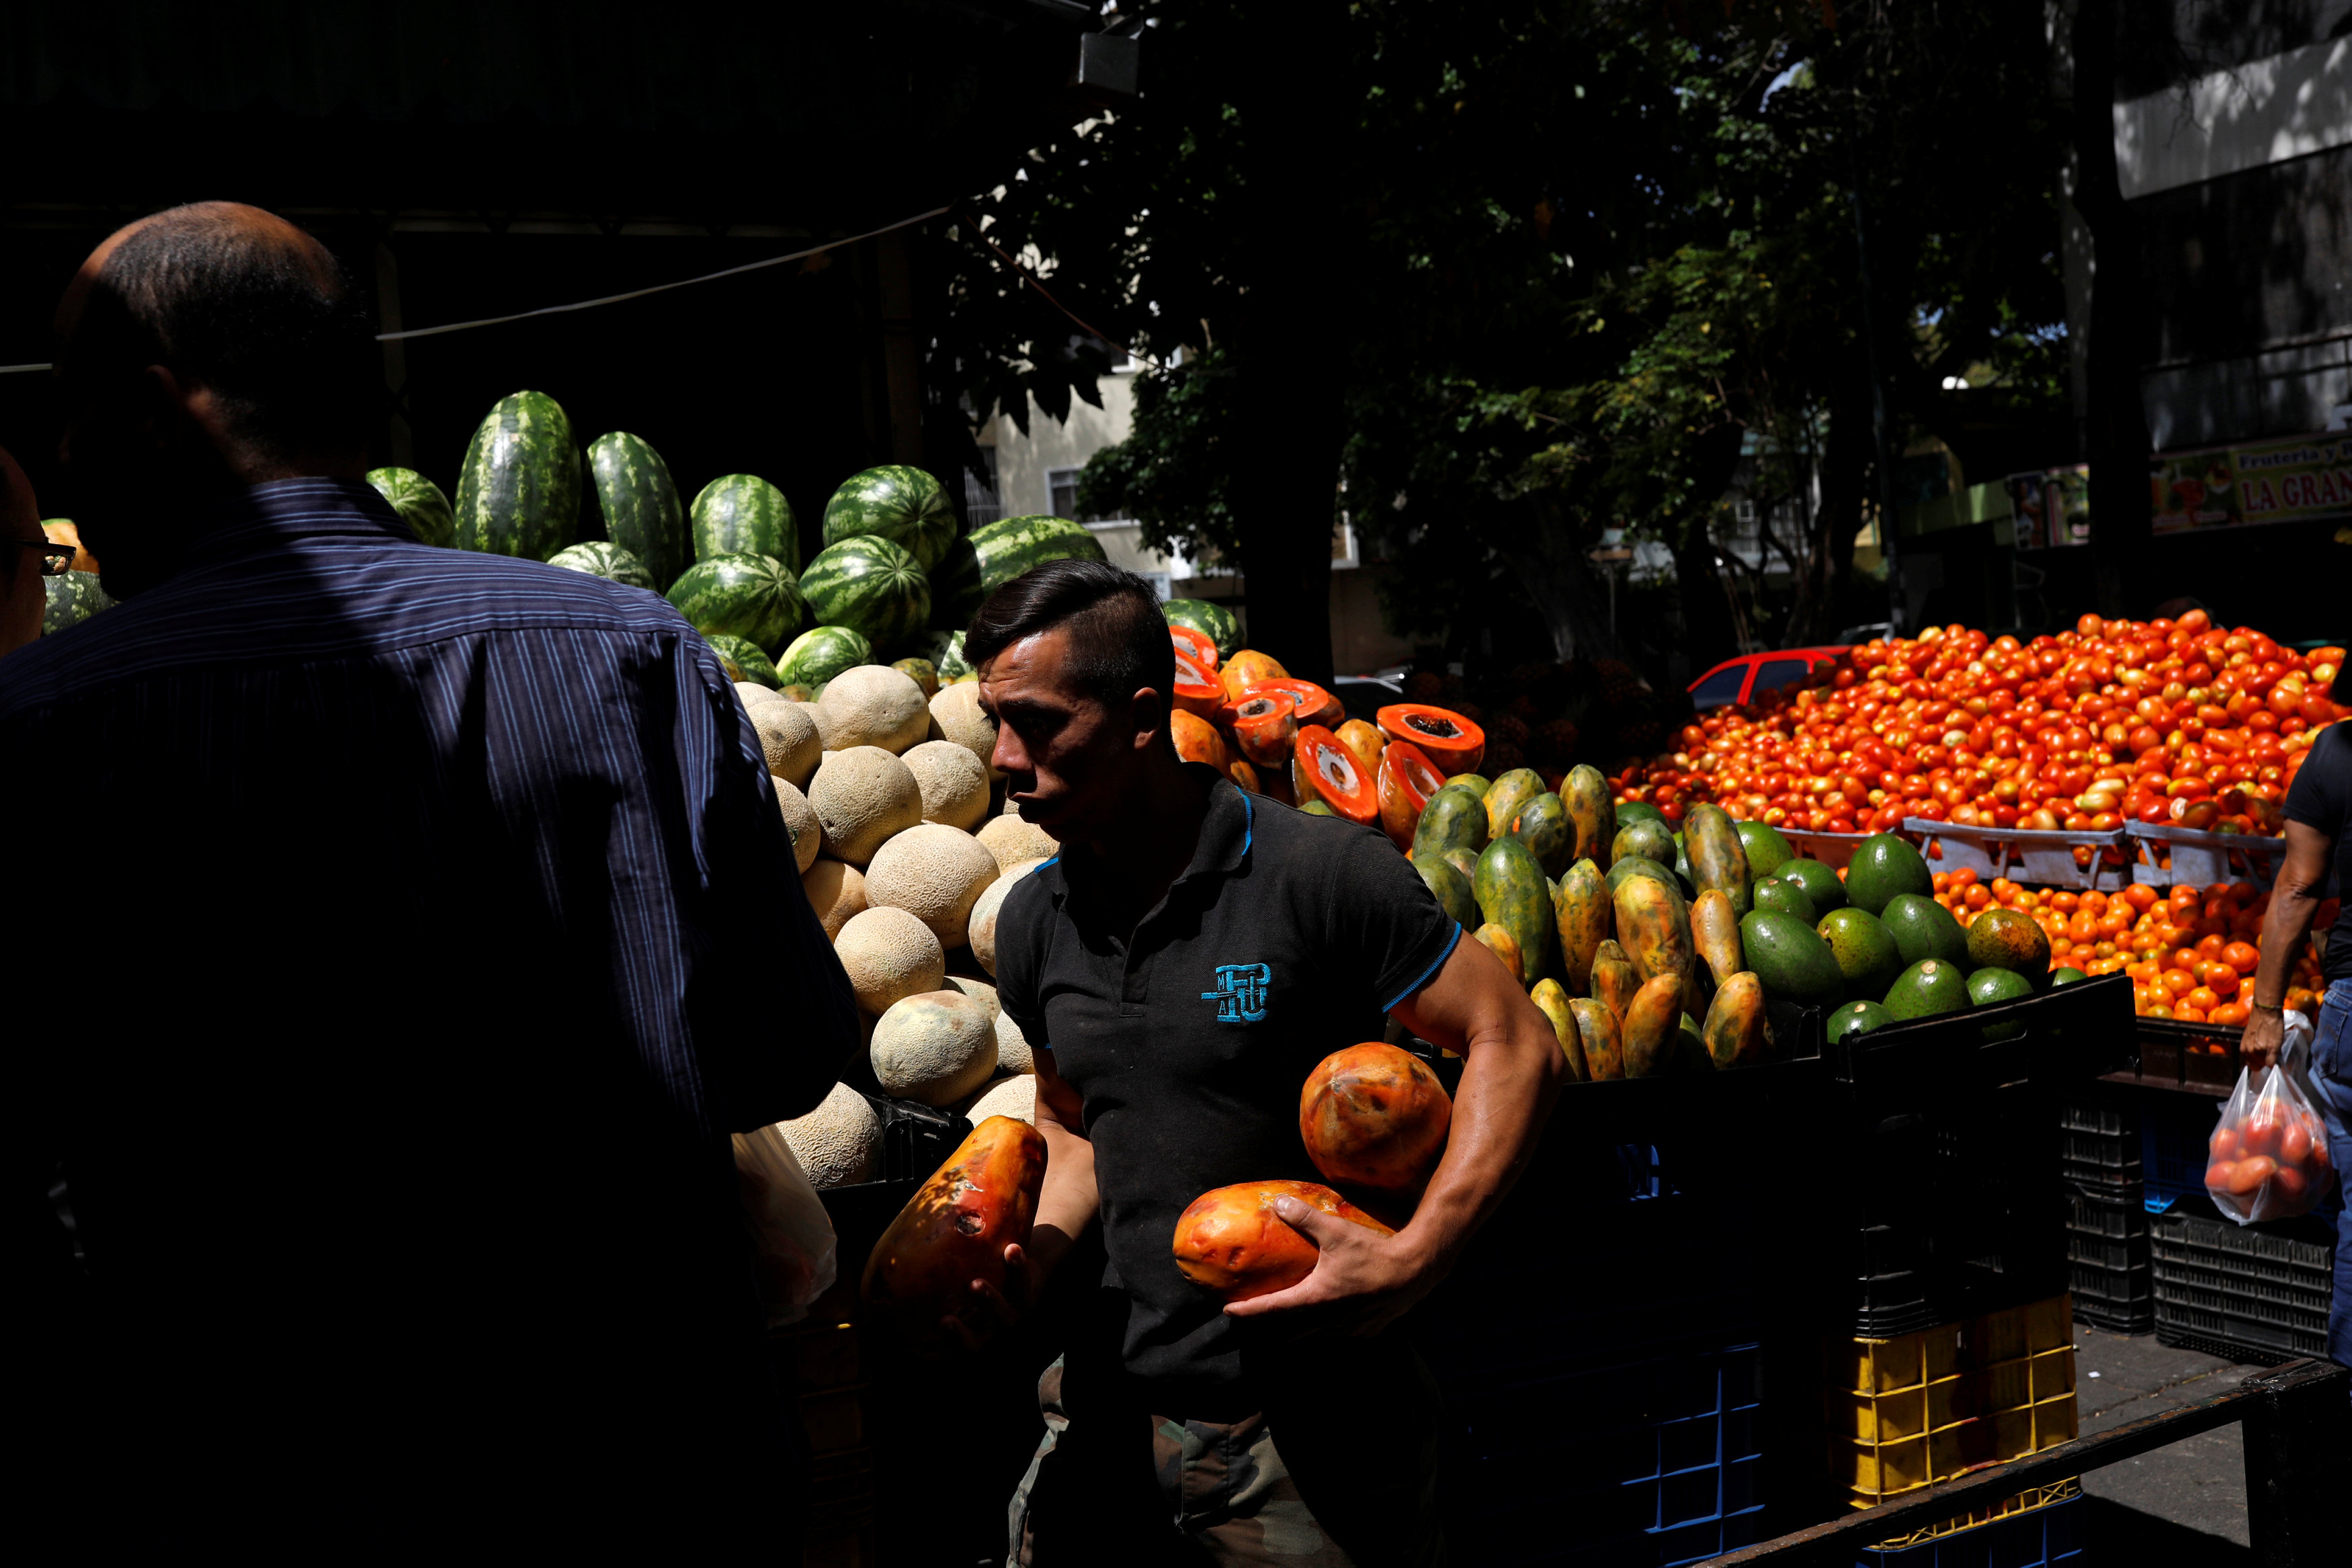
[{"xmin": 2059, "ymin": 1097, "xmax": 2154, "ymax": 1332}]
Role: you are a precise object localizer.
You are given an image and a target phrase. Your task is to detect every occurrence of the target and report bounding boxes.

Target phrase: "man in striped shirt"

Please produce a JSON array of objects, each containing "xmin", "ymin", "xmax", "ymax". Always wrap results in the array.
[{"xmin": 3, "ymin": 203, "xmax": 857, "ymax": 1544}]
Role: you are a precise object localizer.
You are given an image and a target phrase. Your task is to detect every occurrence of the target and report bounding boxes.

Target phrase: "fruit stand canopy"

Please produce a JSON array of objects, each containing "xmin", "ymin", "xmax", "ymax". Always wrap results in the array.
[{"xmin": 0, "ymin": 0, "xmax": 1103, "ymax": 228}]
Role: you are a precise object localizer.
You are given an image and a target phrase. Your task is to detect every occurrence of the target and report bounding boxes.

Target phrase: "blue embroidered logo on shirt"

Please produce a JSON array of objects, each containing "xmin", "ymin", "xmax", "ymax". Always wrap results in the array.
[{"xmin": 1202, "ymin": 963, "xmax": 1271, "ymax": 1022}]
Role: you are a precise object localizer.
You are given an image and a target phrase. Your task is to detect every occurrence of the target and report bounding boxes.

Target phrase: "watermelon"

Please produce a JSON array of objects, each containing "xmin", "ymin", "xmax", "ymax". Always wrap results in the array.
[
  {"xmin": 452, "ymin": 390, "xmax": 581, "ymax": 560},
  {"xmin": 823, "ymin": 466, "xmax": 958, "ymax": 572},
  {"xmin": 1163, "ymin": 599, "xmax": 1240, "ymax": 663},
  {"xmin": 667, "ymin": 553, "xmax": 810, "ymax": 652},
  {"xmin": 42, "ymin": 572, "xmax": 116, "ymax": 636},
  {"xmin": 365, "ymin": 467, "xmax": 455, "ymax": 548},
  {"xmin": 548, "ymin": 541, "xmax": 656, "ymax": 591},
  {"xmin": 801, "ymin": 534, "xmax": 930, "ymax": 650},
  {"xmin": 909, "ymin": 628, "xmax": 973, "ymax": 681},
  {"xmin": 778, "ymin": 625, "xmax": 873, "ymax": 689},
  {"xmin": 690, "ymin": 474, "xmax": 797, "ymax": 572},
  {"xmin": 587, "ymin": 433, "xmax": 687, "ymax": 589},
  {"xmin": 706, "ymin": 632, "xmax": 782, "ymax": 688},
  {"xmin": 929, "ymin": 514, "xmax": 1108, "ymax": 629}
]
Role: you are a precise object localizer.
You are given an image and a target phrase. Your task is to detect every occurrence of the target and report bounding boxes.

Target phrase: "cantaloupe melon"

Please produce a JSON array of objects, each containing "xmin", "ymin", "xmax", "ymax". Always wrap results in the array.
[
  {"xmin": 968, "ymin": 857, "xmax": 1049, "ymax": 977},
  {"xmin": 835, "ymin": 906, "xmax": 946, "ymax": 1014},
  {"xmin": 976, "ymin": 813, "xmax": 1058, "ymax": 875},
  {"xmin": 808, "ymin": 746, "xmax": 923, "ymax": 866},
  {"xmin": 737, "ymin": 680, "xmax": 788, "ymax": 713},
  {"xmin": 870, "ymin": 990, "xmax": 997, "ymax": 1106},
  {"xmin": 900, "ymin": 739, "xmax": 990, "ymax": 831},
  {"xmin": 964, "ymin": 1074, "xmax": 1036, "ymax": 1126},
  {"xmin": 774, "ymin": 778, "xmax": 821, "ymax": 873},
  {"xmin": 778, "ymin": 1081, "xmax": 882, "ymax": 1189},
  {"xmin": 995, "ymin": 1010, "xmax": 1033, "ymax": 1076},
  {"xmin": 819, "ymin": 664, "xmax": 931, "ymax": 754},
  {"xmin": 804, "ymin": 858, "xmax": 866, "ymax": 941},
  {"xmin": 862, "ymin": 824, "xmax": 1000, "ymax": 948},
  {"xmin": 929, "ymin": 681, "xmax": 1001, "ymax": 777},
  {"xmin": 748, "ymin": 698, "xmax": 821, "ymax": 788},
  {"xmin": 944, "ymin": 975, "xmax": 1001, "ymax": 1025}
]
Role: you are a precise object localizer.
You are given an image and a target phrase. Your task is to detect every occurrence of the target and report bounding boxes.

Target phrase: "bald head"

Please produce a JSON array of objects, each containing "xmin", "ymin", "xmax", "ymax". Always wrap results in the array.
[{"xmin": 59, "ymin": 202, "xmax": 374, "ymax": 473}]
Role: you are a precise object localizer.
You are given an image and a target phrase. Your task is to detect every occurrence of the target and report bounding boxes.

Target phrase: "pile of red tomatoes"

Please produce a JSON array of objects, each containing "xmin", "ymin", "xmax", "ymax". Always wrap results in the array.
[{"xmin": 1621, "ymin": 610, "xmax": 2345, "ymax": 838}]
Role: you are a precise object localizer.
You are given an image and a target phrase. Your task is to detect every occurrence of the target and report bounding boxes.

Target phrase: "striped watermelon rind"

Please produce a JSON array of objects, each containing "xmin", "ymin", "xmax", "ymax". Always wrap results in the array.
[
  {"xmin": 1163, "ymin": 598, "xmax": 1240, "ymax": 664},
  {"xmin": 666, "ymin": 553, "xmax": 810, "ymax": 653},
  {"xmin": 365, "ymin": 466, "xmax": 456, "ymax": 548},
  {"xmin": 800, "ymin": 533, "xmax": 931, "ymax": 650},
  {"xmin": 821, "ymin": 465, "xmax": 957, "ymax": 572},
  {"xmin": 452, "ymin": 390, "xmax": 581, "ymax": 560},
  {"xmin": 706, "ymin": 632, "xmax": 782, "ymax": 689},
  {"xmin": 588, "ymin": 433, "xmax": 687, "ymax": 590},
  {"xmin": 905, "ymin": 628, "xmax": 972, "ymax": 681},
  {"xmin": 928, "ymin": 514, "xmax": 1109, "ymax": 630},
  {"xmin": 777, "ymin": 624, "xmax": 874, "ymax": 689},
  {"xmin": 42, "ymin": 571, "xmax": 116, "ymax": 636},
  {"xmin": 548, "ymin": 541, "xmax": 657, "ymax": 591},
  {"xmin": 690, "ymin": 474, "xmax": 797, "ymax": 574}
]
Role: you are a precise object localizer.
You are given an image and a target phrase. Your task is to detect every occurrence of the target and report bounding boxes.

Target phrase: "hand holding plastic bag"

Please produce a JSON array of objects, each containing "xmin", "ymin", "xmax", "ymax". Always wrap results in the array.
[
  {"xmin": 733, "ymin": 1123, "xmax": 839, "ymax": 1327},
  {"xmin": 2204, "ymin": 1015, "xmax": 2335, "ymax": 1224}
]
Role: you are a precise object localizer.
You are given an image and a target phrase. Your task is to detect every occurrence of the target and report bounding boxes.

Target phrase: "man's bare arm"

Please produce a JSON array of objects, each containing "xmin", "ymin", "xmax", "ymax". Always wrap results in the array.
[
  {"xmin": 1223, "ymin": 933, "xmax": 1566, "ymax": 1334},
  {"xmin": 2241, "ymin": 820, "xmax": 2335, "ymax": 1067}
]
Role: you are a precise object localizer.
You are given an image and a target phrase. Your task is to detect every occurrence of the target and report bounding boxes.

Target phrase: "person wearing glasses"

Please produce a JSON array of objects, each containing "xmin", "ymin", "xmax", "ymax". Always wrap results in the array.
[
  {"xmin": 0, "ymin": 447, "xmax": 71, "ymax": 656},
  {"xmin": 0, "ymin": 203, "xmax": 857, "ymax": 1547}
]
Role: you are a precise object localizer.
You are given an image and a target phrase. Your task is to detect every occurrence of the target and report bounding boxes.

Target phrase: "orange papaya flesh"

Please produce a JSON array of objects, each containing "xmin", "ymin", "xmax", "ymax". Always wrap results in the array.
[
  {"xmin": 862, "ymin": 1116, "xmax": 1046, "ymax": 1355},
  {"xmin": 1168, "ymin": 623, "xmax": 1220, "ymax": 672},
  {"xmin": 1173, "ymin": 645, "xmax": 1226, "ymax": 717},
  {"xmin": 1247, "ymin": 678, "xmax": 1343, "ymax": 730},
  {"xmin": 1299, "ymin": 1043, "xmax": 1453, "ymax": 1197},
  {"xmin": 1173, "ymin": 1179, "xmax": 1393, "ymax": 1304},
  {"xmin": 1378, "ymin": 740, "xmax": 1445, "ymax": 851},
  {"xmin": 1374, "ymin": 703, "xmax": 1486, "ymax": 776},
  {"xmin": 1224, "ymin": 699, "xmax": 1298, "ymax": 767},
  {"xmin": 1294, "ymin": 724, "xmax": 1381, "ymax": 824}
]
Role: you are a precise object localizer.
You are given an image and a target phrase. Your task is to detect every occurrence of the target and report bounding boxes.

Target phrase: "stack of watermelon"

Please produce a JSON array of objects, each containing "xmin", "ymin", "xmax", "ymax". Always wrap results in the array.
[{"xmin": 362, "ymin": 390, "xmax": 1117, "ymax": 695}]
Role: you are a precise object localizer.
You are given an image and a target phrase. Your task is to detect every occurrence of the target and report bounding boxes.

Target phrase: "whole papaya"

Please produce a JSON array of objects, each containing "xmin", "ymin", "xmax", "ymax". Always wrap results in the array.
[
  {"xmin": 1691, "ymin": 888, "xmax": 1745, "ymax": 990},
  {"xmin": 1528, "ymin": 979, "xmax": 1588, "ymax": 1082},
  {"xmin": 1563, "ymin": 765, "xmax": 1615, "ymax": 867},
  {"xmin": 1299, "ymin": 1043, "xmax": 1453, "ymax": 1199},
  {"xmin": 1702, "ymin": 973, "xmax": 1772, "ymax": 1070},
  {"xmin": 1568, "ymin": 997, "xmax": 1624, "ymax": 1080},
  {"xmin": 1474, "ymin": 835, "xmax": 1554, "ymax": 986},
  {"xmin": 1484, "ymin": 768, "xmax": 1546, "ymax": 842},
  {"xmin": 1411, "ymin": 785, "xmax": 1488, "ymax": 863},
  {"xmin": 1552, "ymin": 858, "xmax": 1612, "ymax": 994},
  {"xmin": 1612, "ymin": 871, "xmax": 1695, "ymax": 988},
  {"xmin": 1472, "ymin": 921, "xmax": 1524, "ymax": 984},
  {"xmin": 862, "ymin": 1116, "xmax": 1046, "ymax": 1355},
  {"xmin": 1413, "ymin": 854, "xmax": 1479, "ymax": 931},
  {"xmin": 1513, "ymin": 792, "xmax": 1574, "ymax": 878},
  {"xmin": 1591, "ymin": 939, "xmax": 1641, "ymax": 1022},
  {"xmin": 1611, "ymin": 816, "xmax": 1677, "ymax": 869},
  {"xmin": 1682, "ymin": 803, "xmax": 1752, "ymax": 918},
  {"xmin": 1173, "ymin": 1180, "xmax": 1394, "ymax": 1305},
  {"xmin": 1620, "ymin": 973, "xmax": 1686, "ymax": 1078},
  {"xmin": 1441, "ymin": 846, "xmax": 1479, "ymax": 883}
]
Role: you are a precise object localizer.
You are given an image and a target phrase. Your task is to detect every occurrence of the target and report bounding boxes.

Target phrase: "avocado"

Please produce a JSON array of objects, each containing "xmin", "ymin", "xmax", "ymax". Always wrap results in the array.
[
  {"xmin": 1777, "ymin": 857, "xmax": 1846, "ymax": 914},
  {"xmin": 1612, "ymin": 817, "xmax": 1678, "ymax": 868},
  {"xmin": 1844, "ymin": 834, "xmax": 1933, "ymax": 917},
  {"xmin": 1817, "ymin": 907, "xmax": 1906, "ymax": 1003},
  {"xmin": 1884, "ymin": 957, "xmax": 1972, "ymax": 1020},
  {"xmin": 1880, "ymin": 893, "xmax": 1971, "ymax": 969},
  {"xmin": 1615, "ymin": 801, "xmax": 1667, "ymax": 827},
  {"xmin": 1826, "ymin": 999, "xmax": 1894, "ymax": 1045},
  {"xmin": 1968, "ymin": 965, "xmax": 2037, "ymax": 1041},
  {"xmin": 2050, "ymin": 966, "xmax": 2089, "ymax": 987},
  {"xmin": 1735, "ymin": 820, "xmax": 1796, "ymax": 885},
  {"xmin": 1752, "ymin": 875, "xmax": 1818, "ymax": 924},
  {"xmin": 1738, "ymin": 910, "xmax": 1847, "ymax": 1008},
  {"xmin": 1964, "ymin": 907, "xmax": 2053, "ymax": 984}
]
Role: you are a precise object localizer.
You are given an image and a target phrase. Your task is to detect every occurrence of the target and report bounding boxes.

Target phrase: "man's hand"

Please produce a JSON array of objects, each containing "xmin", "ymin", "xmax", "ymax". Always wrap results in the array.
[
  {"xmin": 940, "ymin": 1241, "xmax": 1040, "ymax": 1352},
  {"xmin": 2241, "ymin": 1006, "xmax": 2285, "ymax": 1070},
  {"xmin": 1218, "ymin": 1196, "xmax": 1443, "ymax": 1338}
]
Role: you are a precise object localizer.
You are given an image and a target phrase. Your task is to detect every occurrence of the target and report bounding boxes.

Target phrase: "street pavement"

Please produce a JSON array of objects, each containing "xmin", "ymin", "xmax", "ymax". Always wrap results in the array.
[{"xmin": 2072, "ymin": 1319, "xmax": 2265, "ymax": 1560}]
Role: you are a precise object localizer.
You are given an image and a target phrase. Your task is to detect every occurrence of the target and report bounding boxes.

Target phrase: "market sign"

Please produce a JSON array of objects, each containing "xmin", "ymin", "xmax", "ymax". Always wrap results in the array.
[{"xmin": 2151, "ymin": 431, "xmax": 2352, "ymax": 532}]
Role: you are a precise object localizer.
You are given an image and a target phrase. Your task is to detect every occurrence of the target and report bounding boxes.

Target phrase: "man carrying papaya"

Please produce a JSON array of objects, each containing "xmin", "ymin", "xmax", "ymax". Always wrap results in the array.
[{"xmin": 952, "ymin": 560, "xmax": 1565, "ymax": 1565}]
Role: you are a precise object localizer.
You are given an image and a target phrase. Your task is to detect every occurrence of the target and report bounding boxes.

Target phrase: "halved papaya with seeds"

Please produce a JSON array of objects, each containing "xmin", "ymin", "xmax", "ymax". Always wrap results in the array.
[
  {"xmin": 1294, "ymin": 724, "xmax": 1380, "ymax": 824},
  {"xmin": 1376, "ymin": 703, "xmax": 1486, "ymax": 775},
  {"xmin": 1377, "ymin": 740, "xmax": 1445, "ymax": 851},
  {"xmin": 1221, "ymin": 693, "xmax": 1299, "ymax": 767},
  {"xmin": 1168, "ymin": 623, "xmax": 1220, "ymax": 672},
  {"xmin": 1245, "ymin": 678, "xmax": 1343, "ymax": 729},
  {"xmin": 1171, "ymin": 709, "xmax": 1229, "ymax": 771},
  {"xmin": 1172, "ymin": 644, "xmax": 1225, "ymax": 717}
]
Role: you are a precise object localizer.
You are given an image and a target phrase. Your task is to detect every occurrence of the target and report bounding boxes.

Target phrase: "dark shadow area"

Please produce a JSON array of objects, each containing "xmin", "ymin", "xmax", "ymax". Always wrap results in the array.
[{"xmin": 2078, "ymin": 1491, "xmax": 2255, "ymax": 1566}]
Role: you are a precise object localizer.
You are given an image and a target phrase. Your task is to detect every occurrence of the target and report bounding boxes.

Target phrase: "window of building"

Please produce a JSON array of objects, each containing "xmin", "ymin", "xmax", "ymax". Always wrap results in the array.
[{"xmin": 1048, "ymin": 466, "xmax": 1083, "ymax": 521}]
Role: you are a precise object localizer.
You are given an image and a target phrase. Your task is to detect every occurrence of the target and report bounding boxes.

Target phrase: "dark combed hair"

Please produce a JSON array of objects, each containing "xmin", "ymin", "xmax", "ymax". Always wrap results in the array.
[
  {"xmin": 70, "ymin": 204, "xmax": 376, "ymax": 462},
  {"xmin": 964, "ymin": 558, "xmax": 1175, "ymax": 707}
]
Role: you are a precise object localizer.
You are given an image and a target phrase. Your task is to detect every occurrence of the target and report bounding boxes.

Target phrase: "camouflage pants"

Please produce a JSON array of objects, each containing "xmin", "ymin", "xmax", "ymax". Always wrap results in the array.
[{"xmin": 1009, "ymin": 1356, "xmax": 1443, "ymax": 1567}]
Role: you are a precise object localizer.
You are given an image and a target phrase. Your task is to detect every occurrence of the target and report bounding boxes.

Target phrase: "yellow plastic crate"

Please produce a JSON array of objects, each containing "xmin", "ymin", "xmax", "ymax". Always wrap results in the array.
[
  {"xmin": 1825, "ymin": 1292, "xmax": 2079, "ymax": 1508},
  {"xmin": 1867, "ymin": 1478, "xmax": 2081, "ymax": 1551}
]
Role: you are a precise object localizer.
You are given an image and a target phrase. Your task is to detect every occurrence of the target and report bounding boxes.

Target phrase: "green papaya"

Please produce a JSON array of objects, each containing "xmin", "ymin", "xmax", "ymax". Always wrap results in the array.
[
  {"xmin": 1605, "ymin": 855, "xmax": 1681, "ymax": 898},
  {"xmin": 1612, "ymin": 871, "xmax": 1695, "ymax": 987},
  {"xmin": 1529, "ymin": 979, "xmax": 1587, "ymax": 1082},
  {"xmin": 1691, "ymin": 888, "xmax": 1745, "ymax": 990},
  {"xmin": 1474, "ymin": 836, "xmax": 1555, "ymax": 986},
  {"xmin": 1413, "ymin": 855, "xmax": 1479, "ymax": 932},
  {"xmin": 1412, "ymin": 785, "xmax": 1489, "ymax": 862},
  {"xmin": 1513, "ymin": 792, "xmax": 1574, "ymax": 878},
  {"xmin": 1569, "ymin": 997, "xmax": 1624, "ymax": 1081},
  {"xmin": 1562, "ymin": 765, "xmax": 1616, "ymax": 868},
  {"xmin": 1611, "ymin": 817, "xmax": 1677, "ymax": 868},
  {"xmin": 1683, "ymin": 803, "xmax": 1752, "ymax": 919},
  {"xmin": 1552, "ymin": 859, "xmax": 1613, "ymax": 995},
  {"xmin": 1591, "ymin": 940, "xmax": 1640, "ymax": 1022},
  {"xmin": 1472, "ymin": 921, "xmax": 1524, "ymax": 984},
  {"xmin": 1620, "ymin": 974, "xmax": 1685, "ymax": 1078},
  {"xmin": 1484, "ymin": 769, "xmax": 1546, "ymax": 842},
  {"xmin": 1703, "ymin": 973, "xmax": 1771, "ymax": 1069}
]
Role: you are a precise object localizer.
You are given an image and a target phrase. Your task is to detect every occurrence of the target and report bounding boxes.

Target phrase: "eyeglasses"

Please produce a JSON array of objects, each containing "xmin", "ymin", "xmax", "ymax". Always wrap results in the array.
[{"xmin": 10, "ymin": 539, "xmax": 79, "ymax": 576}]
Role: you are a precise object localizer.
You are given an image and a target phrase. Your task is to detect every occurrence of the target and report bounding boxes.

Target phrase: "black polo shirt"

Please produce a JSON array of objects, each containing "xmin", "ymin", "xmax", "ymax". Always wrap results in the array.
[{"xmin": 995, "ymin": 765, "xmax": 1460, "ymax": 1407}]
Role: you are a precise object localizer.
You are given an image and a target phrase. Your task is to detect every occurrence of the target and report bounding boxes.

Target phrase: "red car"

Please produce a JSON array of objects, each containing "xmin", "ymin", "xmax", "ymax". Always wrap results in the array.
[{"xmin": 1687, "ymin": 646, "xmax": 1850, "ymax": 711}]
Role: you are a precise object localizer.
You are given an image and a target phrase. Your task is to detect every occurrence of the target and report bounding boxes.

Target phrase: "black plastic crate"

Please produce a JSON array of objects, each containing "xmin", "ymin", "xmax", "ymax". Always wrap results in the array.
[
  {"xmin": 1823, "ymin": 973, "xmax": 2136, "ymax": 1099},
  {"xmin": 2059, "ymin": 1098, "xmax": 2141, "ymax": 1190},
  {"xmin": 2151, "ymin": 1194, "xmax": 2338, "ymax": 1364},
  {"xmin": 2065, "ymin": 1183, "xmax": 2152, "ymax": 1333}
]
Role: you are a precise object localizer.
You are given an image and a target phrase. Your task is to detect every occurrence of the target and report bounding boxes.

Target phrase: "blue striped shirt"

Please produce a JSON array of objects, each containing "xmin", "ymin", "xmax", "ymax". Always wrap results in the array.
[{"xmin": 1, "ymin": 478, "xmax": 857, "ymax": 1513}]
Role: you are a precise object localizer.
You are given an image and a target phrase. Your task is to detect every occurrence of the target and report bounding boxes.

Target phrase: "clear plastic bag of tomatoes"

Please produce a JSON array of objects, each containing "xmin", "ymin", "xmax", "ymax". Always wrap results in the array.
[{"xmin": 2204, "ymin": 1020, "xmax": 2336, "ymax": 1223}]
